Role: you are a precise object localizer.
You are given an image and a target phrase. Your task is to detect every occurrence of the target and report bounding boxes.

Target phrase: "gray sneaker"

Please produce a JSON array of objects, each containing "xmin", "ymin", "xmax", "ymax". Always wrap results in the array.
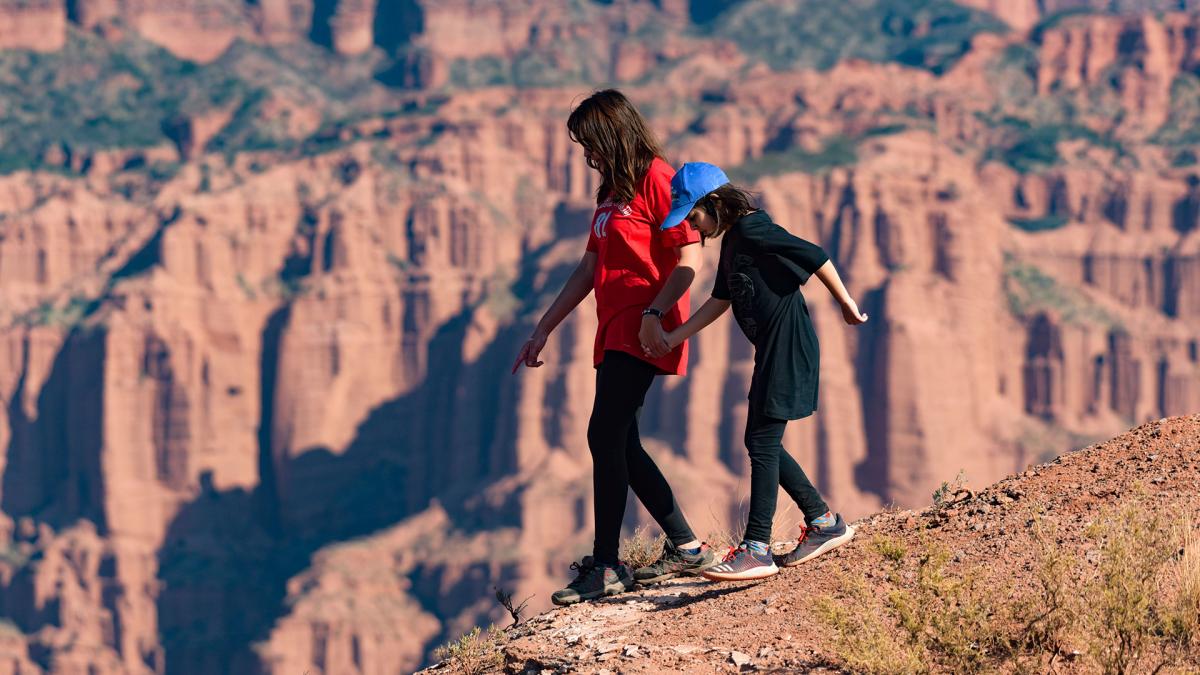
[
  {"xmin": 774, "ymin": 514, "xmax": 856, "ymax": 567},
  {"xmin": 633, "ymin": 540, "xmax": 716, "ymax": 584},
  {"xmin": 551, "ymin": 558, "xmax": 633, "ymax": 606},
  {"xmin": 701, "ymin": 544, "xmax": 779, "ymax": 581}
]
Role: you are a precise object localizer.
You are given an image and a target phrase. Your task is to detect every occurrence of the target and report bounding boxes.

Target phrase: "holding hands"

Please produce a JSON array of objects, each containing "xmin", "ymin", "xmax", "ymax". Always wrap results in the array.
[{"xmin": 639, "ymin": 315, "xmax": 671, "ymax": 359}]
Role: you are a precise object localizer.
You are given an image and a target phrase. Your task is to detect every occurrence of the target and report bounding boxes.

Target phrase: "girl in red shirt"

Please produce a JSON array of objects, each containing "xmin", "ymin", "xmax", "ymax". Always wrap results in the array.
[{"xmin": 513, "ymin": 90, "xmax": 715, "ymax": 604}]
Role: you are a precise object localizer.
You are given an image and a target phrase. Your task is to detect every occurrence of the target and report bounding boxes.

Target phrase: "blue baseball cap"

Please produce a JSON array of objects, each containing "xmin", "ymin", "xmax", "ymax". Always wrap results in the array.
[{"xmin": 661, "ymin": 162, "xmax": 730, "ymax": 230}]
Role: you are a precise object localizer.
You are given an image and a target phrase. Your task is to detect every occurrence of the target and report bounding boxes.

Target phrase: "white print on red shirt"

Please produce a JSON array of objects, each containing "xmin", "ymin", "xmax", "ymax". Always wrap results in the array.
[{"xmin": 593, "ymin": 201, "xmax": 634, "ymax": 239}]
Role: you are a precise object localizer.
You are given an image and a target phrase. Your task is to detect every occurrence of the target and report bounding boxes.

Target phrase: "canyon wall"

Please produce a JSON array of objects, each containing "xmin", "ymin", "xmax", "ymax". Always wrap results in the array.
[{"xmin": 0, "ymin": 2, "xmax": 1197, "ymax": 673}]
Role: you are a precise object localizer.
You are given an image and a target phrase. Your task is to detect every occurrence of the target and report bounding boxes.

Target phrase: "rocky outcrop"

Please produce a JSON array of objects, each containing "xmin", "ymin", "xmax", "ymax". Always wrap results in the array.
[{"xmin": 0, "ymin": 0, "xmax": 65, "ymax": 52}]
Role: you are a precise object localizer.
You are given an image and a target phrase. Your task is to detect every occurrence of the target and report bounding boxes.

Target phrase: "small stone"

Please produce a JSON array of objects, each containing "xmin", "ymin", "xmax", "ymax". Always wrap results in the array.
[
  {"xmin": 1085, "ymin": 549, "xmax": 1101, "ymax": 565},
  {"xmin": 758, "ymin": 647, "xmax": 774, "ymax": 658},
  {"xmin": 596, "ymin": 643, "xmax": 621, "ymax": 655},
  {"xmin": 730, "ymin": 651, "xmax": 753, "ymax": 668},
  {"xmin": 672, "ymin": 645, "xmax": 700, "ymax": 655},
  {"xmin": 764, "ymin": 607, "xmax": 778, "ymax": 615},
  {"xmin": 1151, "ymin": 476, "xmax": 1167, "ymax": 485},
  {"xmin": 781, "ymin": 633, "xmax": 793, "ymax": 641},
  {"xmin": 16, "ymin": 517, "xmax": 35, "ymax": 541},
  {"xmin": 622, "ymin": 645, "xmax": 639, "ymax": 658}
]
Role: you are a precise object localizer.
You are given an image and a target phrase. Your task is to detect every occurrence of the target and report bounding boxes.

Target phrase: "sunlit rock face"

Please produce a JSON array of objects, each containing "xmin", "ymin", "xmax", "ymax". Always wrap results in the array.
[{"xmin": 0, "ymin": 2, "xmax": 1197, "ymax": 672}]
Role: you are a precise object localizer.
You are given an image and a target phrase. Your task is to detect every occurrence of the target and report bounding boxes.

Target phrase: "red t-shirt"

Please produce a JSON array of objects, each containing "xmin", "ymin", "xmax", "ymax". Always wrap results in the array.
[{"xmin": 585, "ymin": 158, "xmax": 701, "ymax": 375}]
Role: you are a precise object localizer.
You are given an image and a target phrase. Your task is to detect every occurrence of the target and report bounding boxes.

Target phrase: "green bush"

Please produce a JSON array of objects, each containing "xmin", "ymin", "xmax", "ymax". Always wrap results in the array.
[
  {"xmin": 707, "ymin": 0, "xmax": 1006, "ymax": 74},
  {"xmin": 728, "ymin": 135, "xmax": 858, "ymax": 181},
  {"xmin": 1007, "ymin": 214, "xmax": 1069, "ymax": 232},
  {"xmin": 1003, "ymin": 256, "xmax": 1122, "ymax": 329}
]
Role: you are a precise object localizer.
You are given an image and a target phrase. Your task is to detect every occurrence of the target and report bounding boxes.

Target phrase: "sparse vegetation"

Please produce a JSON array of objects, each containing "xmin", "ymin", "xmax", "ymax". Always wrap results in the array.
[
  {"xmin": 931, "ymin": 469, "xmax": 967, "ymax": 508},
  {"xmin": 1082, "ymin": 504, "xmax": 1198, "ymax": 673},
  {"xmin": 727, "ymin": 135, "xmax": 858, "ymax": 182},
  {"xmin": 493, "ymin": 586, "xmax": 532, "ymax": 627},
  {"xmin": 816, "ymin": 503, "xmax": 1200, "ymax": 674},
  {"xmin": 432, "ymin": 626, "xmax": 504, "ymax": 675},
  {"xmin": 1003, "ymin": 255, "xmax": 1123, "ymax": 329},
  {"xmin": 708, "ymin": 0, "xmax": 1006, "ymax": 74},
  {"xmin": 1007, "ymin": 214, "xmax": 1069, "ymax": 232},
  {"xmin": 815, "ymin": 574, "xmax": 927, "ymax": 675},
  {"xmin": 618, "ymin": 525, "xmax": 666, "ymax": 571},
  {"xmin": 872, "ymin": 535, "xmax": 907, "ymax": 563}
]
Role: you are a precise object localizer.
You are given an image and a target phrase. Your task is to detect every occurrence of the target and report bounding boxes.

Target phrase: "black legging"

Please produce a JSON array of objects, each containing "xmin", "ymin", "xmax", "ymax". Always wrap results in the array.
[
  {"xmin": 743, "ymin": 408, "xmax": 830, "ymax": 544},
  {"xmin": 588, "ymin": 350, "xmax": 696, "ymax": 565}
]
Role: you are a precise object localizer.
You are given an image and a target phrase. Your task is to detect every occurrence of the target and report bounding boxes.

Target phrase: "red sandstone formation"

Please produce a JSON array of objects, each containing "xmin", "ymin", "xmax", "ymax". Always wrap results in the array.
[
  {"xmin": 0, "ymin": 2, "xmax": 1197, "ymax": 673},
  {"xmin": 0, "ymin": 0, "xmax": 65, "ymax": 52}
]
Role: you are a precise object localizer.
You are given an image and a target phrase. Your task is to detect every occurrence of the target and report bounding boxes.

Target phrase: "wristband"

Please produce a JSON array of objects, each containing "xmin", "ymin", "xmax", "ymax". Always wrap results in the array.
[{"xmin": 641, "ymin": 307, "xmax": 664, "ymax": 319}]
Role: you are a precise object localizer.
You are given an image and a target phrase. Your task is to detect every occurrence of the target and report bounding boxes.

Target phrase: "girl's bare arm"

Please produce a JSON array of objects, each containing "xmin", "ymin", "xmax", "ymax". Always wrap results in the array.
[
  {"xmin": 814, "ymin": 260, "xmax": 869, "ymax": 325},
  {"xmin": 665, "ymin": 296, "xmax": 731, "ymax": 348}
]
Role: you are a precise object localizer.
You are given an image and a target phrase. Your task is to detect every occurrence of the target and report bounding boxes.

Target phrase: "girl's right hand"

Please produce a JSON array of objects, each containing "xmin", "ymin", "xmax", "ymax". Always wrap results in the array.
[
  {"xmin": 841, "ymin": 299, "xmax": 869, "ymax": 325},
  {"xmin": 512, "ymin": 331, "xmax": 548, "ymax": 373}
]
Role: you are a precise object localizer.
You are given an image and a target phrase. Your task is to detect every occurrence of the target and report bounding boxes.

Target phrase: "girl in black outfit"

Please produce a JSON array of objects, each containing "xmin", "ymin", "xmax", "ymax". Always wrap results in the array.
[{"xmin": 655, "ymin": 162, "xmax": 868, "ymax": 580}]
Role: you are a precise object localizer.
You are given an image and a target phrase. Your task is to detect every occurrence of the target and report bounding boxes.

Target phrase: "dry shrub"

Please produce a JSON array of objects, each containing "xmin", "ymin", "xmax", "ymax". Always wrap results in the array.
[
  {"xmin": 815, "ymin": 502, "xmax": 1200, "ymax": 675},
  {"xmin": 707, "ymin": 494, "xmax": 805, "ymax": 555},
  {"xmin": 1081, "ymin": 503, "xmax": 1196, "ymax": 674},
  {"xmin": 814, "ymin": 573, "xmax": 927, "ymax": 675},
  {"xmin": 871, "ymin": 535, "xmax": 907, "ymax": 563},
  {"xmin": 618, "ymin": 524, "xmax": 665, "ymax": 571},
  {"xmin": 1001, "ymin": 525, "xmax": 1076, "ymax": 674},
  {"xmin": 931, "ymin": 469, "xmax": 968, "ymax": 508},
  {"xmin": 1166, "ymin": 515, "xmax": 1200, "ymax": 650},
  {"xmin": 432, "ymin": 626, "xmax": 504, "ymax": 675},
  {"xmin": 817, "ymin": 528, "xmax": 1073, "ymax": 674},
  {"xmin": 887, "ymin": 545, "xmax": 1012, "ymax": 673}
]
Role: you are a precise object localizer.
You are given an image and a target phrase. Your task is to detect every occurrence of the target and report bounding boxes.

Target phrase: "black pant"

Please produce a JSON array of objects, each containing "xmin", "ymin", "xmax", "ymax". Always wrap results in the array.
[
  {"xmin": 743, "ymin": 407, "xmax": 830, "ymax": 544},
  {"xmin": 588, "ymin": 350, "xmax": 696, "ymax": 565}
]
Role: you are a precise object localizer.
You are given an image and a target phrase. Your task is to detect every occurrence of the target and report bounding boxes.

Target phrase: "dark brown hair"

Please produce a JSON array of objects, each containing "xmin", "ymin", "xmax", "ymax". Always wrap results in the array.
[
  {"xmin": 695, "ymin": 183, "xmax": 760, "ymax": 242},
  {"xmin": 567, "ymin": 89, "xmax": 665, "ymax": 206}
]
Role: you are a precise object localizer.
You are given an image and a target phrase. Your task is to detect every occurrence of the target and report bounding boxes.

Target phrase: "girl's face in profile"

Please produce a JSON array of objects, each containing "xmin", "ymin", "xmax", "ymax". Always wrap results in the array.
[
  {"xmin": 583, "ymin": 146, "xmax": 604, "ymax": 171},
  {"xmin": 685, "ymin": 203, "xmax": 718, "ymax": 237}
]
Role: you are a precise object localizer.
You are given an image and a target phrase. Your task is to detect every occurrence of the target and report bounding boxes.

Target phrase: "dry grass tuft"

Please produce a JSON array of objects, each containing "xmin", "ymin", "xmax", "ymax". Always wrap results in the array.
[
  {"xmin": 814, "ymin": 574, "xmax": 927, "ymax": 675},
  {"xmin": 432, "ymin": 625, "xmax": 504, "ymax": 675},
  {"xmin": 815, "ymin": 503, "xmax": 1200, "ymax": 674},
  {"xmin": 618, "ymin": 525, "xmax": 665, "ymax": 571},
  {"xmin": 871, "ymin": 535, "xmax": 907, "ymax": 563}
]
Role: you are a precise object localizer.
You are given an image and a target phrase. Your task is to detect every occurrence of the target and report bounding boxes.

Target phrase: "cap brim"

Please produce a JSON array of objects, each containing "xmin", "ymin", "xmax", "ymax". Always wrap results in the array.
[{"xmin": 660, "ymin": 201, "xmax": 696, "ymax": 230}]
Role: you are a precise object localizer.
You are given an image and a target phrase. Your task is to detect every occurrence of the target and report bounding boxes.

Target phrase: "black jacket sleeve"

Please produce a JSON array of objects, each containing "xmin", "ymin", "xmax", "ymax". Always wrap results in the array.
[{"xmin": 738, "ymin": 215, "xmax": 829, "ymax": 285}]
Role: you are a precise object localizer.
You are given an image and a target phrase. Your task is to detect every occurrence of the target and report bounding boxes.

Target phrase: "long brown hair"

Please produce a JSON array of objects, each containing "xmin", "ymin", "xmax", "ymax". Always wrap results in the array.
[
  {"xmin": 567, "ymin": 89, "xmax": 665, "ymax": 206},
  {"xmin": 695, "ymin": 183, "xmax": 760, "ymax": 242}
]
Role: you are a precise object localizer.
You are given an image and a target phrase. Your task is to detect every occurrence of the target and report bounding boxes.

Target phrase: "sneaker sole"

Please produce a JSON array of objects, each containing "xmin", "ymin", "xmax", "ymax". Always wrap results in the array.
[
  {"xmin": 550, "ymin": 580, "xmax": 632, "ymax": 606},
  {"xmin": 779, "ymin": 525, "xmax": 856, "ymax": 568},
  {"xmin": 635, "ymin": 560, "xmax": 717, "ymax": 585},
  {"xmin": 701, "ymin": 563, "xmax": 779, "ymax": 582}
]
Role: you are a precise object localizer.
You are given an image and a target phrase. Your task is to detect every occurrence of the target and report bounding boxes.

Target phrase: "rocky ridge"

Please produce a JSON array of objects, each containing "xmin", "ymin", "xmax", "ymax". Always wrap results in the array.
[{"xmin": 461, "ymin": 414, "xmax": 1200, "ymax": 674}]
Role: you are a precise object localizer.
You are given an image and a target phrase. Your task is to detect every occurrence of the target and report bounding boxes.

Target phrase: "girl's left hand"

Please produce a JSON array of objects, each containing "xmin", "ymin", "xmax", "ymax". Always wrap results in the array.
[
  {"xmin": 639, "ymin": 316, "xmax": 670, "ymax": 358},
  {"xmin": 841, "ymin": 299, "xmax": 869, "ymax": 325},
  {"xmin": 663, "ymin": 330, "xmax": 683, "ymax": 349}
]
